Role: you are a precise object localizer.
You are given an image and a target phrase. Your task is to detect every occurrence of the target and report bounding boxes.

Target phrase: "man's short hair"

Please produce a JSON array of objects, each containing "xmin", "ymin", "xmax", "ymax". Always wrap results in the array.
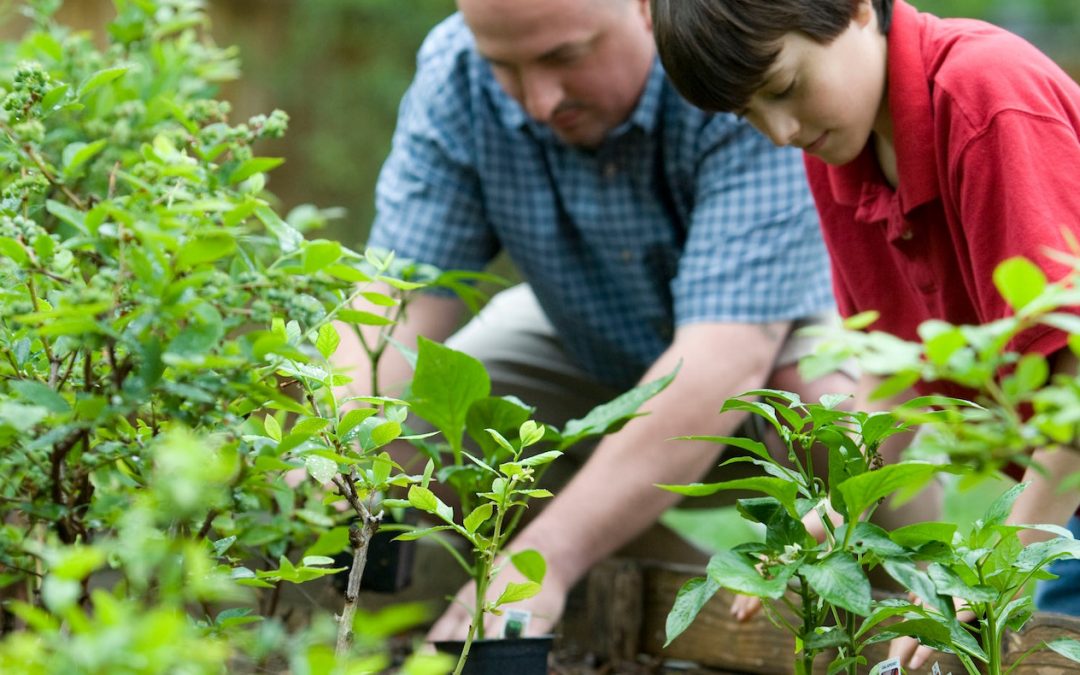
[{"xmin": 652, "ymin": 0, "xmax": 893, "ymax": 113}]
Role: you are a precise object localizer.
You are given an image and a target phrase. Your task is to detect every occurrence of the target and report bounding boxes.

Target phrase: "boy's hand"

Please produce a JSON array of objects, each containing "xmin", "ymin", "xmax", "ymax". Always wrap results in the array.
[{"xmin": 731, "ymin": 593, "xmax": 762, "ymax": 622}]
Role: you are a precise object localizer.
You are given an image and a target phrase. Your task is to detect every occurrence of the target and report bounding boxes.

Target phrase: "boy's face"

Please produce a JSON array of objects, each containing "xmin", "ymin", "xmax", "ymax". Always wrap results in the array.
[
  {"xmin": 737, "ymin": 3, "xmax": 888, "ymax": 165},
  {"xmin": 458, "ymin": 0, "xmax": 655, "ymax": 148}
]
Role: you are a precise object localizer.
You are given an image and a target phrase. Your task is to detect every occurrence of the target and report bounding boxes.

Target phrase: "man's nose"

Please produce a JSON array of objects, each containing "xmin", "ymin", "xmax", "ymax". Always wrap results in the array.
[{"xmin": 519, "ymin": 68, "xmax": 563, "ymax": 123}]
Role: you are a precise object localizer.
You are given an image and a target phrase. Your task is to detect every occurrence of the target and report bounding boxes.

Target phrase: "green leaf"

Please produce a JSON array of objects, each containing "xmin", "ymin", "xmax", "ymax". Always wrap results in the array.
[
  {"xmin": 883, "ymin": 560, "xmax": 952, "ymax": 616},
  {"xmin": 61, "ymin": 139, "xmax": 107, "ymax": 179},
  {"xmin": 304, "ymin": 527, "xmax": 350, "ymax": 558},
  {"xmin": 870, "ymin": 370, "xmax": 921, "ymax": 400},
  {"xmin": 836, "ymin": 521, "xmax": 907, "ymax": 558},
  {"xmin": 407, "ymin": 486, "xmax": 454, "ymax": 524},
  {"xmin": 408, "ymin": 337, "xmax": 491, "ymax": 456},
  {"xmin": 517, "ymin": 450, "xmax": 562, "ymax": 467},
  {"xmin": 1015, "ymin": 536, "xmax": 1080, "ymax": 573},
  {"xmin": 463, "ymin": 503, "xmax": 494, "ymax": 533},
  {"xmin": 558, "ymin": 367, "xmax": 676, "ymax": 449},
  {"xmin": 927, "ymin": 563, "xmax": 997, "ymax": 604},
  {"xmin": 302, "ymin": 239, "xmax": 343, "ymax": 273},
  {"xmin": 495, "ymin": 581, "xmax": 540, "ymax": 607},
  {"xmin": 46, "ymin": 199, "xmax": 87, "ymax": 234},
  {"xmin": 337, "ymin": 408, "xmax": 377, "ymax": 440},
  {"xmin": 510, "ymin": 549, "xmax": 546, "ymax": 584},
  {"xmin": 78, "ymin": 66, "xmax": 128, "ymax": 97},
  {"xmin": 305, "ymin": 454, "xmax": 337, "ymax": 485},
  {"xmin": 0, "ymin": 237, "xmax": 30, "ymax": 266},
  {"xmin": 993, "ymin": 257, "xmax": 1046, "ymax": 310},
  {"xmin": 466, "ymin": 396, "xmax": 535, "ymax": 456},
  {"xmin": 659, "ymin": 477, "xmax": 799, "ymax": 516},
  {"xmin": 255, "ymin": 204, "xmax": 303, "ymax": 253},
  {"xmin": 983, "ymin": 482, "xmax": 1028, "ymax": 528},
  {"xmin": 485, "ymin": 428, "xmax": 515, "ymax": 455},
  {"xmin": 519, "ymin": 420, "xmax": 545, "ymax": 447},
  {"xmin": 837, "ymin": 462, "xmax": 939, "ymax": 520},
  {"xmin": 665, "ymin": 575, "xmax": 722, "ymax": 646},
  {"xmin": 264, "ymin": 415, "xmax": 282, "ymax": 442},
  {"xmin": 9, "ymin": 380, "xmax": 70, "ymax": 413},
  {"xmin": 40, "ymin": 82, "xmax": 69, "ymax": 110},
  {"xmin": 800, "ymin": 552, "xmax": 872, "ymax": 616},
  {"xmin": 844, "ymin": 311, "xmax": 880, "ymax": 330},
  {"xmin": 1048, "ymin": 638, "xmax": 1080, "ymax": 664},
  {"xmin": 671, "ymin": 435, "xmax": 773, "ymax": 463},
  {"xmin": 52, "ymin": 546, "xmax": 107, "ymax": 581},
  {"xmin": 325, "ymin": 264, "xmax": 372, "ymax": 283},
  {"xmin": 177, "ymin": 232, "xmax": 236, "ymax": 269},
  {"xmin": 706, "ymin": 549, "xmax": 794, "ymax": 599},
  {"xmin": 229, "ymin": 157, "xmax": 284, "ymax": 184},
  {"xmin": 890, "ymin": 522, "xmax": 957, "ymax": 548},
  {"xmin": 338, "ymin": 309, "xmax": 395, "ymax": 326},
  {"xmin": 315, "ymin": 323, "xmax": 341, "ymax": 359},
  {"xmin": 370, "ymin": 420, "xmax": 401, "ymax": 447}
]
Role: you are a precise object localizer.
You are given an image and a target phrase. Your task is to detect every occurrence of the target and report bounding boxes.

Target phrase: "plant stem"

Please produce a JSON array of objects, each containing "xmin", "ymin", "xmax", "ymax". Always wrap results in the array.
[
  {"xmin": 334, "ymin": 513, "xmax": 380, "ymax": 657},
  {"xmin": 984, "ymin": 604, "xmax": 1002, "ymax": 675}
]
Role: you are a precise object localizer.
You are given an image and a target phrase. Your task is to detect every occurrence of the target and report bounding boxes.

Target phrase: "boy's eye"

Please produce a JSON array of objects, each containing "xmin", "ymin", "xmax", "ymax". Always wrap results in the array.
[{"xmin": 771, "ymin": 79, "xmax": 796, "ymax": 99}]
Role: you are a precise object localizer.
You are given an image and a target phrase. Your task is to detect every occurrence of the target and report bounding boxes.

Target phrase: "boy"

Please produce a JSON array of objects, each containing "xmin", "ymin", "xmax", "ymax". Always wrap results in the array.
[{"xmin": 652, "ymin": 0, "xmax": 1080, "ymax": 667}]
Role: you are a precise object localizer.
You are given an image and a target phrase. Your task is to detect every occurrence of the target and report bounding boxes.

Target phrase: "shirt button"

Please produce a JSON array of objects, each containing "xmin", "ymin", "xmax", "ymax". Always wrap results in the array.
[
  {"xmin": 621, "ymin": 249, "xmax": 633, "ymax": 262},
  {"xmin": 900, "ymin": 230, "xmax": 913, "ymax": 240},
  {"xmin": 603, "ymin": 162, "xmax": 618, "ymax": 180}
]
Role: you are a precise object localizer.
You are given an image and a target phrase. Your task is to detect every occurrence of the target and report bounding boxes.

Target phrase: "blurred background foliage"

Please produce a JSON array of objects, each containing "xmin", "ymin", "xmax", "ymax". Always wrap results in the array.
[{"xmin": 1, "ymin": 0, "xmax": 1077, "ymax": 247}]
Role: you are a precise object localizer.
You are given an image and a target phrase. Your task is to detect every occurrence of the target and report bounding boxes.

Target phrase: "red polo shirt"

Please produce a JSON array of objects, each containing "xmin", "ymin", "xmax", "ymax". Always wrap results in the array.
[{"xmin": 806, "ymin": 0, "xmax": 1080, "ymax": 398}]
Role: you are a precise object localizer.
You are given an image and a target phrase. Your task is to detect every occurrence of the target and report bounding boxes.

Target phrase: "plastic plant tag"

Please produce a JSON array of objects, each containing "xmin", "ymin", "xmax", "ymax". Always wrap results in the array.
[
  {"xmin": 872, "ymin": 658, "xmax": 901, "ymax": 675},
  {"xmin": 503, "ymin": 608, "xmax": 531, "ymax": 639}
]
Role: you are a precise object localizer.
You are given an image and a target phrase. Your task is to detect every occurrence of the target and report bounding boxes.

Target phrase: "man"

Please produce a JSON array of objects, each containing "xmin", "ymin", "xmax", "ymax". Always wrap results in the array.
[{"xmin": 347, "ymin": 0, "xmax": 850, "ymax": 639}]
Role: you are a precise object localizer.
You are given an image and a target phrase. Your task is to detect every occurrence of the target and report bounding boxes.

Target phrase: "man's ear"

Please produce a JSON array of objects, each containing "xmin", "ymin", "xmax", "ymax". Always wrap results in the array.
[{"xmin": 638, "ymin": 0, "xmax": 653, "ymax": 32}]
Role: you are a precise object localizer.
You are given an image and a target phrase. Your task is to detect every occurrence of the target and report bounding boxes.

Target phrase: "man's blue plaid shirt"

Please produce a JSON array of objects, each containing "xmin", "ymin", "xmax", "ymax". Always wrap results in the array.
[{"xmin": 369, "ymin": 14, "xmax": 834, "ymax": 390}]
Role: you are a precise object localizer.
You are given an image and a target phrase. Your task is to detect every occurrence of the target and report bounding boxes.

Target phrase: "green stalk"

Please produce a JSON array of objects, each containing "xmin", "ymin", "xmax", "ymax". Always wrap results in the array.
[
  {"xmin": 453, "ymin": 475, "xmax": 516, "ymax": 675},
  {"xmin": 984, "ymin": 604, "xmax": 1002, "ymax": 675},
  {"xmin": 796, "ymin": 574, "xmax": 816, "ymax": 675}
]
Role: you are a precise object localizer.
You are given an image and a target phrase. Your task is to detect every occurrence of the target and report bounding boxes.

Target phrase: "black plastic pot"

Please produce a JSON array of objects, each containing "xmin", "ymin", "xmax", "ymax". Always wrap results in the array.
[
  {"xmin": 332, "ymin": 510, "xmax": 418, "ymax": 594},
  {"xmin": 433, "ymin": 635, "xmax": 554, "ymax": 675}
]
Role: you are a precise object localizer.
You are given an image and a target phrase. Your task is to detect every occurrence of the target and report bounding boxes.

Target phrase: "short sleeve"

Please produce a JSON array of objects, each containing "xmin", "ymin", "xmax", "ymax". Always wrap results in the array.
[
  {"xmin": 367, "ymin": 21, "xmax": 499, "ymax": 273},
  {"xmin": 672, "ymin": 121, "xmax": 835, "ymax": 326},
  {"xmin": 954, "ymin": 111, "xmax": 1080, "ymax": 357}
]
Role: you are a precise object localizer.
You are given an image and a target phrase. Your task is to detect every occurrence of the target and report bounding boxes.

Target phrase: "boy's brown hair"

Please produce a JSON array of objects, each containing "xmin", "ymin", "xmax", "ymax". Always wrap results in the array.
[{"xmin": 652, "ymin": 0, "xmax": 893, "ymax": 113}]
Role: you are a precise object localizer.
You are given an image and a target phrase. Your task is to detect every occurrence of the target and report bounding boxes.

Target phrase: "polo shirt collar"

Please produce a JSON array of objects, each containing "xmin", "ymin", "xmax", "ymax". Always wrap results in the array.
[
  {"xmin": 485, "ymin": 56, "xmax": 665, "ymax": 140},
  {"xmin": 827, "ymin": 0, "xmax": 940, "ymax": 215}
]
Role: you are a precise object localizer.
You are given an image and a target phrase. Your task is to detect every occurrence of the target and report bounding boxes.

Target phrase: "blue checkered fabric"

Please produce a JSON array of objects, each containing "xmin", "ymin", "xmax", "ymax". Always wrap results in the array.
[{"xmin": 369, "ymin": 14, "xmax": 834, "ymax": 389}]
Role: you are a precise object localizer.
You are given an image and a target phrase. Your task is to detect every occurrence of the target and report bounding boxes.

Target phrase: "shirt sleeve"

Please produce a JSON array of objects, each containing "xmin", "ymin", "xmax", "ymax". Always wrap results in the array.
[
  {"xmin": 672, "ymin": 120, "xmax": 835, "ymax": 326},
  {"xmin": 953, "ymin": 110, "xmax": 1080, "ymax": 357},
  {"xmin": 367, "ymin": 33, "xmax": 498, "ymax": 274}
]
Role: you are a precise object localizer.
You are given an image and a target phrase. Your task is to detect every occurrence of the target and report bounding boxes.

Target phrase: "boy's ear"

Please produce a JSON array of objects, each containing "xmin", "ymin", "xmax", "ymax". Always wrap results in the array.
[{"xmin": 854, "ymin": 0, "xmax": 875, "ymax": 28}]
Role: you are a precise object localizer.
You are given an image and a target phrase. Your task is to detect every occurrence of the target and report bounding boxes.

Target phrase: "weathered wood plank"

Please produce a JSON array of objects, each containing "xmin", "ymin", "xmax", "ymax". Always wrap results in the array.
[{"xmin": 584, "ymin": 558, "xmax": 1080, "ymax": 674}]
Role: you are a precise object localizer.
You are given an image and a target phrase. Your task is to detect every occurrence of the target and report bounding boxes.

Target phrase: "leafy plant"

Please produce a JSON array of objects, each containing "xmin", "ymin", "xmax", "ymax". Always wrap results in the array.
[
  {"xmin": 0, "ymin": 0, "xmax": 456, "ymax": 670},
  {"xmin": 389, "ymin": 336, "xmax": 675, "ymax": 674},
  {"xmin": 869, "ymin": 482, "xmax": 1080, "ymax": 675},
  {"xmin": 660, "ymin": 389, "xmax": 1080, "ymax": 675},
  {"xmin": 660, "ymin": 253, "xmax": 1080, "ymax": 674},
  {"xmin": 660, "ymin": 391, "xmax": 944, "ymax": 675}
]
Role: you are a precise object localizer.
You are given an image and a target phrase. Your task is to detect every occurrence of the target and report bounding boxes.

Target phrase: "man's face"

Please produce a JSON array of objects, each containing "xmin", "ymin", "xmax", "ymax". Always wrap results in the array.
[
  {"xmin": 738, "ymin": 2, "xmax": 888, "ymax": 165},
  {"xmin": 458, "ymin": 0, "xmax": 655, "ymax": 148}
]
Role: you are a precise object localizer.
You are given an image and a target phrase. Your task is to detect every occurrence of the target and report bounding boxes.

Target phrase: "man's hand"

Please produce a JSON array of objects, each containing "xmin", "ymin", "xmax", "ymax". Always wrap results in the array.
[{"xmin": 426, "ymin": 563, "xmax": 567, "ymax": 641}]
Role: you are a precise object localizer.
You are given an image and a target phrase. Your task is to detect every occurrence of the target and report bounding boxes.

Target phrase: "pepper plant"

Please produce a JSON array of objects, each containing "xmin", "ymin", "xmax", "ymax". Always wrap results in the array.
[
  {"xmin": 387, "ymin": 336, "xmax": 675, "ymax": 674},
  {"xmin": 660, "ymin": 391, "xmax": 948, "ymax": 675}
]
